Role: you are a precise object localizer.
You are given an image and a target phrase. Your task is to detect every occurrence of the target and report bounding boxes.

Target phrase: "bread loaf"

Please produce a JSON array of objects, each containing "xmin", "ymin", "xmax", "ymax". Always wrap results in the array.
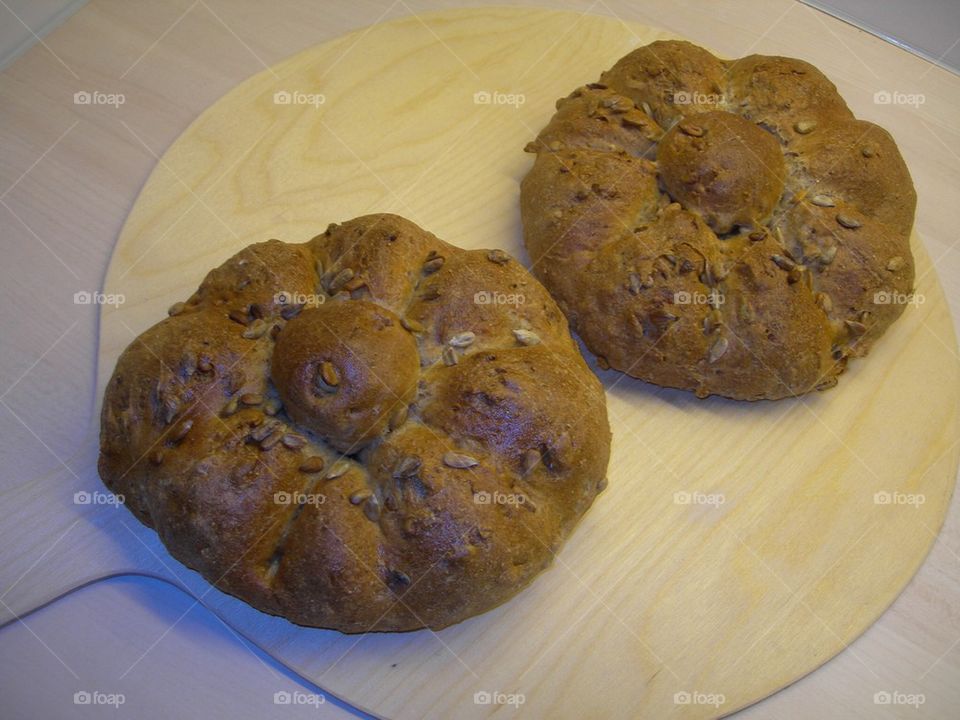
[
  {"xmin": 99, "ymin": 214, "xmax": 610, "ymax": 631},
  {"xmin": 521, "ymin": 40, "xmax": 916, "ymax": 400}
]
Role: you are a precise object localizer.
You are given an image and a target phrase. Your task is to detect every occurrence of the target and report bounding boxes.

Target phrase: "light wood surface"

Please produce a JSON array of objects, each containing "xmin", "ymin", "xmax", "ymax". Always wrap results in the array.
[{"xmin": 2, "ymin": 2, "xmax": 960, "ymax": 719}]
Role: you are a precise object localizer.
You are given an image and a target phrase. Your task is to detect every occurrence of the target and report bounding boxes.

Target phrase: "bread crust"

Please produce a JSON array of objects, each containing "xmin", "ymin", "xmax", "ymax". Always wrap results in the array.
[
  {"xmin": 99, "ymin": 214, "xmax": 610, "ymax": 631},
  {"xmin": 521, "ymin": 40, "xmax": 916, "ymax": 400}
]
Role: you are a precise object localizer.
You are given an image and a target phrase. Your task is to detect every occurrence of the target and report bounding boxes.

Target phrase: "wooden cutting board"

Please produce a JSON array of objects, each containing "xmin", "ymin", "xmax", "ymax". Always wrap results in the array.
[{"xmin": 3, "ymin": 7, "xmax": 957, "ymax": 719}]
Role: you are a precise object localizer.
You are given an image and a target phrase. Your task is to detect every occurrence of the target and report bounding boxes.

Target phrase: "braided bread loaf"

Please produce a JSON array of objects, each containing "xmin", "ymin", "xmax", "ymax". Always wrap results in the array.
[
  {"xmin": 521, "ymin": 40, "xmax": 916, "ymax": 400},
  {"xmin": 99, "ymin": 214, "xmax": 610, "ymax": 631}
]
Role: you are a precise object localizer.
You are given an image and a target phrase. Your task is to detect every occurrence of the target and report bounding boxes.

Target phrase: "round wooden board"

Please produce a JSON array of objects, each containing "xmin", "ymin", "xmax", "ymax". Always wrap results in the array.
[{"xmin": 96, "ymin": 7, "xmax": 959, "ymax": 719}]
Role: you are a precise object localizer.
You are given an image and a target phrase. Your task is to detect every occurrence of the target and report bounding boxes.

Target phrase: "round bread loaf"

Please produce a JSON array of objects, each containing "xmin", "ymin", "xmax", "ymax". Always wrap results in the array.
[
  {"xmin": 99, "ymin": 214, "xmax": 610, "ymax": 632},
  {"xmin": 521, "ymin": 40, "xmax": 917, "ymax": 400}
]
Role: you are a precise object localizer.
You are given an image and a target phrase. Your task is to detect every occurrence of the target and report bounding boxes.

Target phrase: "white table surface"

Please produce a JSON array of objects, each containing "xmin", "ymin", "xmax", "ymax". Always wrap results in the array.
[{"xmin": 1, "ymin": 1, "xmax": 958, "ymax": 718}]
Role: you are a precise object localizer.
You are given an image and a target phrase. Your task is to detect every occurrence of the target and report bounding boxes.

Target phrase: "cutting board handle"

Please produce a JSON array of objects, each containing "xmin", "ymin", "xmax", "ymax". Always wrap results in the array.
[{"xmin": 0, "ymin": 441, "xmax": 181, "ymax": 625}]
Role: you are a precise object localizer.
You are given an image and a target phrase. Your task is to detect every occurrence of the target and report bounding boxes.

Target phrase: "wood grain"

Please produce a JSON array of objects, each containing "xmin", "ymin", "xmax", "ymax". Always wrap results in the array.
[
  {"xmin": 1, "ymin": 3, "xmax": 958, "ymax": 719},
  {"xmin": 88, "ymin": 8, "xmax": 960, "ymax": 718}
]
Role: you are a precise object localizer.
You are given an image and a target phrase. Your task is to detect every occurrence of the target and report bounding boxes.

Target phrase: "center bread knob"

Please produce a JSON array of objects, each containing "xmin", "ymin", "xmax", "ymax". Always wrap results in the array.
[
  {"xmin": 271, "ymin": 300, "xmax": 420, "ymax": 453},
  {"xmin": 657, "ymin": 110, "xmax": 787, "ymax": 234}
]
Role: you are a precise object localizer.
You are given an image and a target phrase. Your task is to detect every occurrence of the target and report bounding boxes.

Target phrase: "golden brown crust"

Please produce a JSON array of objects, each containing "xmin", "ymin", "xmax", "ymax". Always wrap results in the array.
[
  {"xmin": 99, "ymin": 213, "xmax": 610, "ymax": 632},
  {"xmin": 521, "ymin": 40, "xmax": 916, "ymax": 400},
  {"xmin": 272, "ymin": 301, "xmax": 420, "ymax": 453},
  {"xmin": 658, "ymin": 111, "xmax": 786, "ymax": 234}
]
